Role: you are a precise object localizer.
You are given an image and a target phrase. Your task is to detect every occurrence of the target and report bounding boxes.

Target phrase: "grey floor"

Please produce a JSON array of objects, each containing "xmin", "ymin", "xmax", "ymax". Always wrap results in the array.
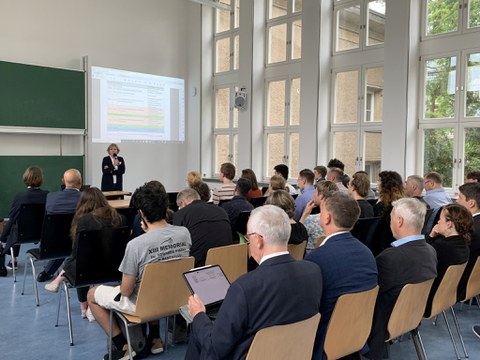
[{"xmin": 1, "ymin": 245, "xmax": 479, "ymax": 360}]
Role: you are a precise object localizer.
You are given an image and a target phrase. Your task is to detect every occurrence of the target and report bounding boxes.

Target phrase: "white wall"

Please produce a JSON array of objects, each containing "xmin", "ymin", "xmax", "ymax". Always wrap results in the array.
[{"xmin": 0, "ymin": 0, "xmax": 201, "ymax": 192}]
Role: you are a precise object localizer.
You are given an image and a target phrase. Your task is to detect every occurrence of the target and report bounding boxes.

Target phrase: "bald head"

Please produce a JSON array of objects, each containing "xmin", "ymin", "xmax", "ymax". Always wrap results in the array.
[{"xmin": 63, "ymin": 169, "xmax": 82, "ymax": 189}]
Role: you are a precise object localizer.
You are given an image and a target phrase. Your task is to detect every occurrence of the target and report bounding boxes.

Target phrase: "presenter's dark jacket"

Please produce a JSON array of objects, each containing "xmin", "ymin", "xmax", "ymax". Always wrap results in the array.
[
  {"xmin": 1, "ymin": 188, "xmax": 48, "ymax": 254},
  {"xmin": 185, "ymin": 254, "xmax": 322, "ymax": 360},
  {"xmin": 101, "ymin": 155, "xmax": 125, "ymax": 191}
]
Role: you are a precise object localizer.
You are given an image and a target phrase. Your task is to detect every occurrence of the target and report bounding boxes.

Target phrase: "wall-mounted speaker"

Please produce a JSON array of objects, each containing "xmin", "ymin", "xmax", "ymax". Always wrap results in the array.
[{"xmin": 234, "ymin": 89, "xmax": 247, "ymax": 110}]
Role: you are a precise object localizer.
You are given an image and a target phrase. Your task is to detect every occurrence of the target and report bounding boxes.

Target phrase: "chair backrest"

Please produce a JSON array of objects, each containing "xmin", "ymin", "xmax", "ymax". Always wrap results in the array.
[
  {"xmin": 205, "ymin": 243, "xmax": 248, "ymax": 283},
  {"xmin": 236, "ymin": 210, "xmax": 251, "ymax": 236},
  {"xmin": 134, "ymin": 256, "xmax": 195, "ymax": 321},
  {"xmin": 387, "ymin": 278, "xmax": 435, "ymax": 341},
  {"xmin": 17, "ymin": 203, "xmax": 46, "ymax": 244},
  {"xmin": 324, "ymin": 285, "xmax": 379, "ymax": 360},
  {"xmin": 245, "ymin": 313, "xmax": 321, "ymax": 360},
  {"xmin": 288, "ymin": 240, "xmax": 307, "ymax": 260},
  {"xmin": 69, "ymin": 226, "xmax": 130, "ymax": 287},
  {"xmin": 115, "ymin": 206, "xmax": 137, "ymax": 233},
  {"xmin": 427, "ymin": 262, "xmax": 468, "ymax": 318},
  {"xmin": 463, "ymin": 256, "xmax": 480, "ymax": 302},
  {"xmin": 250, "ymin": 196, "xmax": 267, "ymax": 208},
  {"xmin": 168, "ymin": 192, "xmax": 179, "ymax": 212},
  {"xmin": 38, "ymin": 213, "xmax": 74, "ymax": 260},
  {"xmin": 314, "ymin": 235, "xmax": 326, "ymax": 248},
  {"xmin": 350, "ymin": 217, "xmax": 381, "ymax": 250}
]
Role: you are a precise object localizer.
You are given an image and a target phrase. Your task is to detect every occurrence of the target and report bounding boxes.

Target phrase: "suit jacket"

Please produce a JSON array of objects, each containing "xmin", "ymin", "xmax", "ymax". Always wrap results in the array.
[
  {"xmin": 45, "ymin": 188, "xmax": 81, "ymax": 214},
  {"xmin": 186, "ymin": 254, "xmax": 322, "ymax": 360},
  {"xmin": 305, "ymin": 232, "xmax": 378, "ymax": 360},
  {"xmin": 101, "ymin": 155, "xmax": 125, "ymax": 191},
  {"xmin": 1, "ymin": 188, "xmax": 48, "ymax": 253},
  {"xmin": 368, "ymin": 239, "xmax": 437, "ymax": 360},
  {"xmin": 457, "ymin": 215, "xmax": 480, "ymax": 301}
]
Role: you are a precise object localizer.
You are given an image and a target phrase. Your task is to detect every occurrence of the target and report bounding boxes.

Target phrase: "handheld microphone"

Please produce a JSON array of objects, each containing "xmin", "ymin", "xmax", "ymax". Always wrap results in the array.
[{"xmin": 113, "ymin": 153, "xmax": 118, "ymax": 158}]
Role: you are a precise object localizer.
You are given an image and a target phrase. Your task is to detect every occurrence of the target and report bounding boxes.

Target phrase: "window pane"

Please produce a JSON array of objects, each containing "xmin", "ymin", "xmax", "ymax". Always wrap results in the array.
[
  {"xmin": 233, "ymin": 134, "xmax": 238, "ymax": 167},
  {"xmin": 466, "ymin": 53, "xmax": 480, "ymax": 117},
  {"xmin": 335, "ymin": 70, "xmax": 359, "ymax": 124},
  {"xmin": 233, "ymin": 106, "xmax": 239, "ymax": 128},
  {"xmin": 216, "ymin": 0, "xmax": 231, "ymax": 33},
  {"xmin": 367, "ymin": 0, "xmax": 385, "ymax": 46},
  {"xmin": 267, "ymin": 80, "xmax": 286, "ymax": 126},
  {"xmin": 464, "ymin": 128, "xmax": 480, "ymax": 176},
  {"xmin": 423, "ymin": 128, "xmax": 454, "ymax": 187},
  {"xmin": 235, "ymin": 0, "xmax": 240, "ymax": 28},
  {"xmin": 365, "ymin": 67, "xmax": 384, "ymax": 122},
  {"xmin": 293, "ymin": 0, "xmax": 302, "ymax": 13},
  {"xmin": 290, "ymin": 78, "xmax": 301, "ymax": 126},
  {"xmin": 216, "ymin": 88, "xmax": 230, "ymax": 128},
  {"xmin": 234, "ymin": 35, "xmax": 240, "ymax": 70},
  {"xmin": 289, "ymin": 132, "xmax": 299, "ymax": 178},
  {"xmin": 267, "ymin": 133, "xmax": 285, "ymax": 177},
  {"xmin": 336, "ymin": 5, "xmax": 361, "ymax": 52},
  {"xmin": 468, "ymin": 0, "xmax": 480, "ymax": 29},
  {"xmin": 363, "ymin": 132, "xmax": 382, "ymax": 182},
  {"xmin": 292, "ymin": 19, "xmax": 302, "ymax": 60},
  {"xmin": 269, "ymin": 0, "xmax": 287, "ymax": 19},
  {"xmin": 216, "ymin": 37, "xmax": 231, "ymax": 73},
  {"xmin": 268, "ymin": 23, "xmax": 287, "ymax": 64},
  {"xmin": 426, "ymin": 0, "xmax": 458, "ymax": 36},
  {"xmin": 333, "ymin": 132, "xmax": 358, "ymax": 176},
  {"xmin": 424, "ymin": 56, "xmax": 456, "ymax": 119},
  {"xmin": 215, "ymin": 134, "xmax": 230, "ymax": 172}
]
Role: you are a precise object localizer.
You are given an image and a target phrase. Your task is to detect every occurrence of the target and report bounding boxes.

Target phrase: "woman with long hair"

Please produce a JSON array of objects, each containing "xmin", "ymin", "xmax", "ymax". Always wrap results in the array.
[
  {"xmin": 241, "ymin": 168, "xmax": 263, "ymax": 201},
  {"xmin": 374, "ymin": 170, "xmax": 405, "ymax": 217}
]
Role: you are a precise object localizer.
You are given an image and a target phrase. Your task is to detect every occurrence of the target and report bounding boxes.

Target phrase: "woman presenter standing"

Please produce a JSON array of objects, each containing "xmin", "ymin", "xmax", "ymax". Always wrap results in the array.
[{"xmin": 101, "ymin": 143, "xmax": 125, "ymax": 191}]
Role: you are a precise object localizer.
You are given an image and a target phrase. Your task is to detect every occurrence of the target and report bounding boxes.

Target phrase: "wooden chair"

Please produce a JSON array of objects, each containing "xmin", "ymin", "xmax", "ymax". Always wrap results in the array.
[
  {"xmin": 314, "ymin": 235, "xmax": 326, "ymax": 248},
  {"xmin": 22, "ymin": 213, "xmax": 74, "ymax": 306},
  {"xmin": 245, "ymin": 313, "xmax": 321, "ymax": 360},
  {"xmin": 205, "ymin": 243, "xmax": 248, "ymax": 283},
  {"xmin": 324, "ymin": 286, "xmax": 379, "ymax": 360},
  {"xmin": 56, "ymin": 226, "xmax": 130, "ymax": 345},
  {"xmin": 9, "ymin": 203, "xmax": 45, "ymax": 282},
  {"xmin": 109, "ymin": 257, "xmax": 195, "ymax": 359},
  {"xmin": 424, "ymin": 263, "xmax": 468, "ymax": 360},
  {"xmin": 386, "ymin": 278, "xmax": 435, "ymax": 360},
  {"xmin": 287, "ymin": 240, "xmax": 307, "ymax": 260},
  {"xmin": 459, "ymin": 256, "xmax": 480, "ymax": 308}
]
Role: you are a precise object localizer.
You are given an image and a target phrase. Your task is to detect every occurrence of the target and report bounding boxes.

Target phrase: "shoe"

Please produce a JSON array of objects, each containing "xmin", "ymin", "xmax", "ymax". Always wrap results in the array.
[
  {"xmin": 86, "ymin": 307, "xmax": 96, "ymax": 322},
  {"xmin": 103, "ymin": 344, "xmax": 136, "ymax": 360},
  {"xmin": 473, "ymin": 325, "xmax": 480, "ymax": 339},
  {"xmin": 44, "ymin": 282, "xmax": 60, "ymax": 293},
  {"xmin": 6, "ymin": 260, "xmax": 18, "ymax": 270},
  {"xmin": 37, "ymin": 271, "xmax": 54, "ymax": 283},
  {"xmin": 150, "ymin": 337, "xmax": 164, "ymax": 354},
  {"xmin": 0, "ymin": 265, "xmax": 7, "ymax": 277},
  {"xmin": 81, "ymin": 309, "xmax": 87, "ymax": 319}
]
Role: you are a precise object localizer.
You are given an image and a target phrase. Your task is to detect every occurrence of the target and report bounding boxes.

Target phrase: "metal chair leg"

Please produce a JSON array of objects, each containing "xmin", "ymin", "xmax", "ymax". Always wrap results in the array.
[
  {"xmin": 64, "ymin": 283, "xmax": 74, "ymax": 346},
  {"xmin": 450, "ymin": 306, "xmax": 468, "ymax": 358},
  {"xmin": 108, "ymin": 310, "xmax": 113, "ymax": 360},
  {"xmin": 411, "ymin": 328, "xmax": 428, "ymax": 360},
  {"xmin": 476, "ymin": 295, "xmax": 480, "ymax": 311},
  {"xmin": 442, "ymin": 310, "xmax": 461, "ymax": 360},
  {"xmin": 27, "ymin": 256, "xmax": 40, "ymax": 306},
  {"xmin": 55, "ymin": 286, "xmax": 62, "ymax": 327},
  {"xmin": 10, "ymin": 247, "xmax": 16, "ymax": 282},
  {"xmin": 432, "ymin": 314, "xmax": 439, "ymax": 326},
  {"xmin": 114, "ymin": 312, "xmax": 134, "ymax": 360},
  {"xmin": 21, "ymin": 255, "xmax": 29, "ymax": 295}
]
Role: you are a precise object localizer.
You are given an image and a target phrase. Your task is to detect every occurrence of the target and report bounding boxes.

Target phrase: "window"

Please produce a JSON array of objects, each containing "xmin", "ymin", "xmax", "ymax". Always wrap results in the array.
[{"xmin": 215, "ymin": 0, "xmax": 240, "ymax": 73}]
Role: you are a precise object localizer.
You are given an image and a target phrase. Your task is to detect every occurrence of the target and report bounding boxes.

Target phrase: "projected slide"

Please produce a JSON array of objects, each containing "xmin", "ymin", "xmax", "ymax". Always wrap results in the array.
[{"xmin": 91, "ymin": 66, "xmax": 185, "ymax": 143}]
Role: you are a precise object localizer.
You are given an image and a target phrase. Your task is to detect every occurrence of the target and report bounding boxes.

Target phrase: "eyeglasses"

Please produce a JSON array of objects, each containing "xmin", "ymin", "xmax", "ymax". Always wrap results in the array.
[{"xmin": 244, "ymin": 232, "xmax": 263, "ymax": 244}]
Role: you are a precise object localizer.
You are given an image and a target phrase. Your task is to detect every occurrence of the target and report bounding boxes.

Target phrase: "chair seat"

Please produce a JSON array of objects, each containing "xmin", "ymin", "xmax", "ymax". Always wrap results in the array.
[{"xmin": 26, "ymin": 248, "xmax": 41, "ymax": 260}]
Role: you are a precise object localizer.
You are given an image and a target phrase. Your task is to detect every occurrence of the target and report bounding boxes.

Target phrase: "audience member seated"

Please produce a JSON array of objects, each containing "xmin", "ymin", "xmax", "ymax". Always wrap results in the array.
[
  {"xmin": 424, "ymin": 204, "xmax": 471, "ymax": 316},
  {"xmin": 273, "ymin": 164, "xmax": 297, "ymax": 195},
  {"xmin": 326, "ymin": 167, "xmax": 348, "ymax": 193},
  {"xmin": 465, "ymin": 171, "xmax": 480, "ymax": 183},
  {"xmin": 455, "ymin": 182, "xmax": 480, "ymax": 301},
  {"xmin": 174, "ymin": 188, "xmax": 232, "ymax": 267},
  {"xmin": 405, "ymin": 174, "xmax": 430, "ymax": 207},
  {"xmin": 265, "ymin": 175, "xmax": 286, "ymax": 195},
  {"xmin": 87, "ymin": 182, "xmax": 191, "ymax": 360},
  {"xmin": 220, "ymin": 178, "xmax": 254, "ymax": 238},
  {"xmin": 313, "ymin": 165, "xmax": 327, "ymax": 183},
  {"xmin": 0, "ymin": 166, "xmax": 48, "ymax": 274},
  {"xmin": 190, "ymin": 180, "xmax": 212, "ymax": 202},
  {"xmin": 240, "ymin": 168, "xmax": 263, "ymax": 201},
  {"xmin": 327, "ymin": 158, "xmax": 350, "ymax": 188},
  {"xmin": 186, "ymin": 170, "xmax": 202, "ymax": 188},
  {"xmin": 348, "ymin": 172, "xmax": 374, "ymax": 218},
  {"xmin": 185, "ymin": 205, "xmax": 322, "ymax": 360},
  {"xmin": 423, "ymin": 171, "xmax": 452, "ymax": 209},
  {"xmin": 37, "ymin": 168, "xmax": 83, "ymax": 283},
  {"xmin": 372, "ymin": 171, "xmax": 405, "ymax": 255},
  {"xmin": 367, "ymin": 198, "xmax": 437, "ymax": 360},
  {"xmin": 354, "ymin": 170, "xmax": 376, "ymax": 199},
  {"xmin": 294, "ymin": 169, "xmax": 316, "ymax": 221},
  {"xmin": 44, "ymin": 187, "xmax": 126, "ymax": 319},
  {"xmin": 265, "ymin": 190, "xmax": 308, "ymax": 245},
  {"xmin": 300, "ymin": 181, "xmax": 338, "ymax": 253},
  {"xmin": 212, "ymin": 162, "xmax": 236, "ymax": 205}
]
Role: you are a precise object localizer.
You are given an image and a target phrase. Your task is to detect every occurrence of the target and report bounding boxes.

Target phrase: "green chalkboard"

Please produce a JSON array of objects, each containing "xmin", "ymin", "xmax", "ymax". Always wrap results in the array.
[
  {"xmin": 0, "ymin": 61, "xmax": 85, "ymax": 129},
  {"xmin": 0, "ymin": 156, "xmax": 84, "ymax": 218}
]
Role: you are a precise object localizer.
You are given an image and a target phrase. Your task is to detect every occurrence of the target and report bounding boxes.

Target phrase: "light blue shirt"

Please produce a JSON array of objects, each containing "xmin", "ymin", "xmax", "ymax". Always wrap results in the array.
[
  {"xmin": 294, "ymin": 185, "xmax": 315, "ymax": 221},
  {"xmin": 391, "ymin": 234, "xmax": 425, "ymax": 247},
  {"xmin": 423, "ymin": 188, "xmax": 452, "ymax": 209}
]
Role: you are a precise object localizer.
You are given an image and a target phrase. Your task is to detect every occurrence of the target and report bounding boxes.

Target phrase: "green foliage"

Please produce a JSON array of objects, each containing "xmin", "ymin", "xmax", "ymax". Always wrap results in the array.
[
  {"xmin": 427, "ymin": 0, "xmax": 458, "ymax": 35},
  {"xmin": 424, "ymin": 128, "xmax": 453, "ymax": 186}
]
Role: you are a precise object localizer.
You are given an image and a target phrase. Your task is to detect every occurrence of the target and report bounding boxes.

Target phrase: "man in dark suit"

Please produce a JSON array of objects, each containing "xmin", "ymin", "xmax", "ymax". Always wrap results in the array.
[
  {"xmin": 37, "ymin": 168, "xmax": 82, "ymax": 282},
  {"xmin": 367, "ymin": 198, "xmax": 437, "ymax": 359},
  {"xmin": 305, "ymin": 192, "xmax": 378, "ymax": 360},
  {"xmin": 455, "ymin": 182, "xmax": 480, "ymax": 301},
  {"xmin": 185, "ymin": 205, "xmax": 322, "ymax": 360}
]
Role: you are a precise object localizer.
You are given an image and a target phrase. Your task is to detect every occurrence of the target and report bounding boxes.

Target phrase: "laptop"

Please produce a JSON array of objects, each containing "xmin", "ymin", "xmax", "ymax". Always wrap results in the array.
[{"xmin": 180, "ymin": 265, "xmax": 231, "ymax": 323}]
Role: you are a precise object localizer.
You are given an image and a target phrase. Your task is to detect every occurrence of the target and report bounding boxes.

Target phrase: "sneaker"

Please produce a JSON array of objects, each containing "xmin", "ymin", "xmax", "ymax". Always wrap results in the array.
[
  {"xmin": 37, "ymin": 271, "xmax": 54, "ymax": 282},
  {"xmin": 473, "ymin": 325, "xmax": 480, "ymax": 339},
  {"xmin": 86, "ymin": 307, "xmax": 96, "ymax": 322},
  {"xmin": 6, "ymin": 260, "xmax": 18, "ymax": 270},
  {"xmin": 150, "ymin": 337, "xmax": 164, "ymax": 354},
  {"xmin": 0, "ymin": 265, "xmax": 7, "ymax": 277},
  {"xmin": 103, "ymin": 344, "xmax": 136, "ymax": 360}
]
